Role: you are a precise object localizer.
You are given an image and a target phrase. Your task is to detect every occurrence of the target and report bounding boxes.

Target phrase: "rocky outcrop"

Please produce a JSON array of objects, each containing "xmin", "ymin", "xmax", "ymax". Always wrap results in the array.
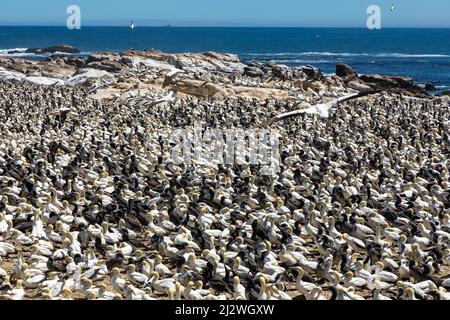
[
  {"xmin": 171, "ymin": 79, "xmax": 288, "ymax": 100},
  {"xmin": 424, "ymin": 83, "xmax": 436, "ymax": 91},
  {"xmin": 86, "ymin": 60, "xmax": 123, "ymax": 73},
  {"xmin": 66, "ymin": 68, "xmax": 114, "ymax": 86},
  {"xmin": 243, "ymin": 66, "xmax": 264, "ymax": 78},
  {"xmin": 347, "ymin": 80, "xmax": 372, "ymax": 92},
  {"xmin": 437, "ymin": 90, "xmax": 450, "ymax": 97},
  {"xmin": 25, "ymin": 45, "xmax": 79, "ymax": 55},
  {"xmin": 336, "ymin": 64, "xmax": 358, "ymax": 80},
  {"xmin": 359, "ymin": 74, "xmax": 420, "ymax": 91}
]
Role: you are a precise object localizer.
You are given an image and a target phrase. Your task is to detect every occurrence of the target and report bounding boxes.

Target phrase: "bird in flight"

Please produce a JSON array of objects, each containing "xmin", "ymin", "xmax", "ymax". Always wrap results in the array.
[
  {"xmin": 148, "ymin": 91, "xmax": 177, "ymax": 110},
  {"xmin": 131, "ymin": 21, "xmax": 135, "ymax": 30},
  {"xmin": 263, "ymin": 91, "xmax": 378, "ymax": 126},
  {"xmin": 389, "ymin": 4, "xmax": 395, "ymax": 11}
]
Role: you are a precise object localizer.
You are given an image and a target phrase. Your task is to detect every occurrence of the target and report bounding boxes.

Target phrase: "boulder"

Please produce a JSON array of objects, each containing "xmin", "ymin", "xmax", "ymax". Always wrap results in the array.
[
  {"xmin": 296, "ymin": 65, "xmax": 323, "ymax": 80},
  {"xmin": 359, "ymin": 74, "xmax": 418, "ymax": 90},
  {"xmin": 66, "ymin": 68, "xmax": 113, "ymax": 86},
  {"xmin": 86, "ymin": 60, "xmax": 123, "ymax": 73},
  {"xmin": 26, "ymin": 45, "xmax": 79, "ymax": 54},
  {"xmin": 87, "ymin": 52, "xmax": 118, "ymax": 63},
  {"xmin": 172, "ymin": 79, "xmax": 231, "ymax": 99},
  {"xmin": 293, "ymin": 79, "xmax": 326, "ymax": 91},
  {"xmin": 243, "ymin": 66, "xmax": 264, "ymax": 78},
  {"xmin": 202, "ymin": 52, "xmax": 240, "ymax": 63},
  {"xmin": 270, "ymin": 64, "xmax": 292, "ymax": 80},
  {"xmin": 437, "ymin": 90, "xmax": 450, "ymax": 97},
  {"xmin": 336, "ymin": 64, "xmax": 358, "ymax": 79},
  {"xmin": 424, "ymin": 83, "xmax": 436, "ymax": 91},
  {"xmin": 347, "ymin": 80, "xmax": 372, "ymax": 92},
  {"xmin": 45, "ymin": 55, "xmax": 86, "ymax": 69}
]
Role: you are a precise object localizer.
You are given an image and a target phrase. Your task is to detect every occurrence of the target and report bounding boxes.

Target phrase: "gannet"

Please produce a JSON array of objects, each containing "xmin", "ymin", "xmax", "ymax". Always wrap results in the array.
[
  {"xmin": 148, "ymin": 91, "xmax": 176, "ymax": 109},
  {"xmin": 264, "ymin": 91, "xmax": 375, "ymax": 125}
]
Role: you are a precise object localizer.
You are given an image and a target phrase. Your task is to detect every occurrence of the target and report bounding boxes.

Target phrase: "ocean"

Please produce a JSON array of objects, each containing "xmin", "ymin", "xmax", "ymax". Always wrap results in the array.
[{"xmin": 1, "ymin": 27, "xmax": 450, "ymax": 89}]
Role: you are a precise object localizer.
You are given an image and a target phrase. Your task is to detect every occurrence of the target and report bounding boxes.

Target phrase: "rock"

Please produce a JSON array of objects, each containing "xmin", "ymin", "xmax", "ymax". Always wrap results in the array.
[
  {"xmin": 120, "ymin": 57, "xmax": 133, "ymax": 65},
  {"xmin": 202, "ymin": 52, "xmax": 240, "ymax": 63},
  {"xmin": 172, "ymin": 79, "xmax": 232, "ymax": 99},
  {"xmin": 26, "ymin": 45, "xmax": 79, "ymax": 55},
  {"xmin": 243, "ymin": 66, "xmax": 264, "ymax": 78},
  {"xmin": 360, "ymin": 74, "xmax": 418, "ymax": 90},
  {"xmin": 0, "ymin": 67, "xmax": 25, "ymax": 81},
  {"xmin": 293, "ymin": 79, "xmax": 326, "ymax": 91},
  {"xmin": 87, "ymin": 52, "xmax": 119, "ymax": 63},
  {"xmin": 66, "ymin": 68, "xmax": 114, "ymax": 86},
  {"xmin": 296, "ymin": 65, "xmax": 323, "ymax": 80},
  {"xmin": 45, "ymin": 55, "xmax": 86, "ymax": 69},
  {"xmin": 437, "ymin": 90, "xmax": 450, "ymax": 97},
  {"xmin": 269, "ymin": 64, "xmax": 292, "ymax": 80},
  {"xmin": 336, "ymin": 64, "xmax": 358, "ymax": 79},
  {"xmin": 425, "ymin": 83, "xmax": 436, "ymax": 91},
  {"xmin": 86, "ymin": 60, "xmax": 123, "ymax": 73},
  {"xmin": 25, "ymin": 76, "xmax": 65, "ymax": 86},
  {"xmin": 347, "ymin": 80, "xmax": 372, "ymax": 92}
]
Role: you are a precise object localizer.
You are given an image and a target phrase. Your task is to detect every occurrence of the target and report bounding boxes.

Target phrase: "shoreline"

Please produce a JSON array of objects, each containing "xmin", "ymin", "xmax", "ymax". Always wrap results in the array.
[{"xmin": 1, "ymin": 45, "xmax": 449, "ymax": 102}]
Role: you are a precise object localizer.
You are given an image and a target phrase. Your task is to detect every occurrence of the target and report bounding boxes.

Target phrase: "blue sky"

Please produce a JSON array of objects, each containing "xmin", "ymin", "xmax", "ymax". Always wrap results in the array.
[{"xmin": 0, "ymin": 0, "xmax": 449, "ymax": 27}]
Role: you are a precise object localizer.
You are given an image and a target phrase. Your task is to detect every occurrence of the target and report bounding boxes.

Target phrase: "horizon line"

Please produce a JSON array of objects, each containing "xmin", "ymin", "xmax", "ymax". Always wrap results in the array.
[{"xmin": 1, "ymin": 25, "xmax": 450, "ymax": 29}]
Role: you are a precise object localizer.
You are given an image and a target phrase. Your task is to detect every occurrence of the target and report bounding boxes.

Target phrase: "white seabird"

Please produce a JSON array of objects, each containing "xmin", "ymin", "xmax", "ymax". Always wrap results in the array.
[
  {"xmin": 264, "ymin": 91, "xmax": 375, "ymax": 125},
  {"xmin": 148, "ymin": 91, "xmax": 176, "ymax": 109}
]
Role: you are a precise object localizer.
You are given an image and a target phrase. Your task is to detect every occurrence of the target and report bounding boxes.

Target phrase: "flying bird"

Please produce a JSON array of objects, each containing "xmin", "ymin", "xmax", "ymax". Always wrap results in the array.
[
  {"xmin": 389, "ymin": 5, "xmax": 395, "ymax": 11},
  {"xmin": 163, "ymin": 67, "xmax": 185, "ymax": 88},
  {"xmin": 263, "ymin": 91, "xmax": 379, "ymax": 126},
  {"xmin": 131, "ymin": 21, "xmax": 135, "ymax": 30},
  {"xmin": 148, "ymin": 91, "xmax": 176, "ymax": 110}
]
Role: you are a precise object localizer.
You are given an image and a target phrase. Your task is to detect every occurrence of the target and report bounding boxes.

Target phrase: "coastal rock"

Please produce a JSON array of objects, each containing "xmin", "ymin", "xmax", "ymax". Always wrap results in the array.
[
  {"xmin": 0, "ymin": 57, "xmax": 40, "ymax": 75},
  {"xmin": 66, "ymin": 68, "xmax": 114, "ymax": 86},
  {"xmin": 270, "ymin": 64, "xmax": 293, "ymax": 80},
  {"xmin": 86, "ymin": 60, "xmax": 123, "ymax": 73},
  {"xmin": 425, "ymin": 83, "xmax": 436, "ymax": 91},
  {"xmin": 0, "ymin": 67, "xmax": 25, "ymax": 81},
  {"xmin": 437, "ymin": 90, "xmax": 450, "ymax": 97},
  {"xmin": 347, "ymin": 80, "xmax": 372, "ymax": 92},
  {"xmin": 25, "ymin": 45, "xmax": 80, "ymax": 55},
  {"xmin": 360, "ymin": 74, "xmax": 418, "ymax": 90},
  {"xmin": 293, "ymin": 79, "xmax": 326, "ymax": 91},
  {"xmin": 172, "ymin": 79, "xmax": 232, "ymax": 99},
  {"xmin": 336, "ymin": 64, "xmax": 358, "ymax": 80},
  {"xmin": 25, "ymin": 76, "xmax": 65, "ymax": 86},
  {"xmin": 45, "ymin": 55, "xmax": 87, "ymax": 69},
  {"xmin": 243, "ymin": 66, "xmax": 264, "ymax": 78},
  {"xmin": 296, "ymin": 65, "xmax": 323, "ymax": 80},
  {"xmin": 202, "ymin": 52, "xmax": 240, "ymax": 63}
]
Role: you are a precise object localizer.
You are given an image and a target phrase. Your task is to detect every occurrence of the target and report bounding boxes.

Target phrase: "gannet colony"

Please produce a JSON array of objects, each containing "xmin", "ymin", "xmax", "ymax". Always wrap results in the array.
[{"xmin": 0, "ymin": 46, "xmax": 449, "ymax": 300}]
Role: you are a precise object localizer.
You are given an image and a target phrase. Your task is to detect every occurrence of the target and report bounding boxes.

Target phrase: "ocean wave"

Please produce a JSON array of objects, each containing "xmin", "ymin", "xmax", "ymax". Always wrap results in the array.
[
  {"xmin": 269, "ymin": 59, "xmax": 332, "ymax": 64},
  {"xmin": 0, "ymin": 48, "xmax": 90, "ymax": 58},
  {"xmin": 243, "ymin": 52, "xmax": 450, "ymax": 58}
]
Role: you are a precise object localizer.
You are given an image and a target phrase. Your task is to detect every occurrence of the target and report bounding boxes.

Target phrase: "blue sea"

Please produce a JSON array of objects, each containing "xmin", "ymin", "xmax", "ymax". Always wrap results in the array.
[{"xmin": 1, "ymin": 27, "xmax": 450, "ymax": 89}]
